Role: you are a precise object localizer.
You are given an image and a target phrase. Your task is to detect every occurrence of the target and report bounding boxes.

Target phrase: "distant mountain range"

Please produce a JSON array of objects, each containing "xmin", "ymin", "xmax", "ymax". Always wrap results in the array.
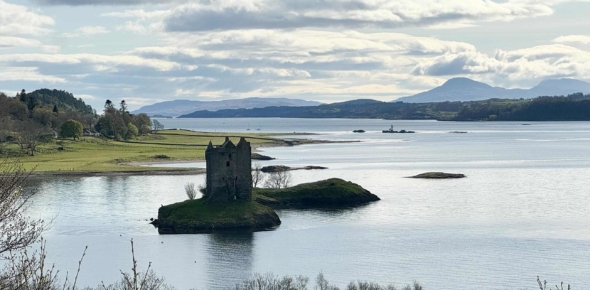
[
  {"xmin": 132, "ymin": 98, "xmax": 322, "ymax": 117},
  {"xmin": 396, "ymin": 78, "xmax": 590, "ymax": 103}
]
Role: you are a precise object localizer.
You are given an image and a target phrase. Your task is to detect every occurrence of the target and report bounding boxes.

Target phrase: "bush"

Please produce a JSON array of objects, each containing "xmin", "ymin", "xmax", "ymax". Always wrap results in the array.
[
  {"xmin": 185, "ymin": 183, "xmax": 197, "ymax": 200},
  {"xmin": 154, "ymin": 154, "xmax": 170, "ymax": 159}
]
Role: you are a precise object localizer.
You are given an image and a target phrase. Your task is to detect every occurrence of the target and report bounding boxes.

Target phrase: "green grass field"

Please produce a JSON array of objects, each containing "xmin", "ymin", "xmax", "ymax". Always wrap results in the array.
[{"xmin": 3, "ymin": 130, "xmax": 279, "ymax": 174}]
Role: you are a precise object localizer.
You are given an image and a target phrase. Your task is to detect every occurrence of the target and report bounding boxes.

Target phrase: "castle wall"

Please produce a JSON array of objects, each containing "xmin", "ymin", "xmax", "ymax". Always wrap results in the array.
[
  {"xmin": 205, "ymin": 137, "xmax": 252, "ymax": 203},
  {"xmin": 235, "ymin": 139, "xmax": 252, "ymax": 201}
]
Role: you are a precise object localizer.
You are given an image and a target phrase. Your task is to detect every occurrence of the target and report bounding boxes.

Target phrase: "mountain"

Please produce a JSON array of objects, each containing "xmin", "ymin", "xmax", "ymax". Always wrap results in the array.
[
  {"xmin": 396, "ymin": 78, "xmax": 590, "ymax": 103},
  {"xmin": 133, "ymin": 98, "xmax": 323, "ymax": 117}
]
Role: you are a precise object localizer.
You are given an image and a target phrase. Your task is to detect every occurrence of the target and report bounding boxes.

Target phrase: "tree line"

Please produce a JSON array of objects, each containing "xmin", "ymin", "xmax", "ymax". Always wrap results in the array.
[
  {"xmin": 0, "ymin": 89, "xmax": 154, "ymax": 156},
  {"xmin": 95, "ymin": 99, "xmax": 152, "ymax": 140},
  {"xmin": 0, "ymin": 89, "xmax": 97, "ymax": 155}
]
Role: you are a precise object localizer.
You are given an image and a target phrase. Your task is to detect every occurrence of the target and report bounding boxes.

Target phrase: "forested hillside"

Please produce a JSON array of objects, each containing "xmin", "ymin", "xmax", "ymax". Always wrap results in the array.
[
  {"xmin": 454, "ymin": 93, "xmax": 590, "ymax": 121},
  {"xmin": 179, "ymin": 93, "xmax": 590, "ymax": 121},
  {"xmin": 27, "ymin": 89, "xmax": 95, "ymax": 115}
]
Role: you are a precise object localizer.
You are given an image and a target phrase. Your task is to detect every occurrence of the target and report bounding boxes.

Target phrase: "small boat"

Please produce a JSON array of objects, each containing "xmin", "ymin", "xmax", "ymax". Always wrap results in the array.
[
  {"xmin": 247, "ymin": 124, "xmax": 251, "ymax": 131},
  {"xmin": 256, "ymin": 122, "xmax": 261, "ymax": 131},
  {"xmin": 382, "ymin": 125, "xmax": 415, "ymax": 134}
]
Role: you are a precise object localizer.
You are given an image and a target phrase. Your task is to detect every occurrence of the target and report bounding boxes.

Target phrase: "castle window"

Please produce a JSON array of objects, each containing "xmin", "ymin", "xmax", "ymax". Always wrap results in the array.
[
  {"xmin": 229, "ymin": 153, "xmax": 232, "ymax": 159},
  {"xmin": 226, "ymin": 161, "xmax": 230, "ymax": 167}
]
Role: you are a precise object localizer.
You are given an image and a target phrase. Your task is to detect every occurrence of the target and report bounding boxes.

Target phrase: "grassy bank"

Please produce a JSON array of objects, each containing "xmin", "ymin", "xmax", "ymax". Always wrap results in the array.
[
  {"xmin": 2, "ymin": 130, "xmax": 279, "ymax": 174},
  {"xmin": 157, "ymin": 198, "xmax": 281, "ymax": 234}
]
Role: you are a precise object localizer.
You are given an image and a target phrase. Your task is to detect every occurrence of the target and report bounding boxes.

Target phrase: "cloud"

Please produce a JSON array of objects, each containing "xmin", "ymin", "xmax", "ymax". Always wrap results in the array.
[
  {"xmin": 158, "ymin": 0, "xmax": 560, "ymax": 32},
  {"xmin": 0, "ymin": 36, "xmax": 42, "ymax": 48},
  {"xmin": 0, "ymin": 67, "xmax": 65, "ymax": 82},
  {"xmin": 0, "ymin": 0, "xmax": 54, "ymax": 35},
  {"xmin": 61, "ymin": 26, "xmax": 110, "ymax": 38},
  {"xmin": 34, "ymin": 0, "xmax": 177, "ymax": 5},
  {"xmin": 553, "ymin": 35, "xmax": 590, "ymax": 45},
  {"xmin": 411, "ymin": 44, "xmax": 590, "ymax": 86},
  {"xmin": 116, "ymin": 21, "xmax": 148, "ymax": 34},
  {"xmin": 0, "ymin": 53, "xmax": 183, "ymax": 71}
]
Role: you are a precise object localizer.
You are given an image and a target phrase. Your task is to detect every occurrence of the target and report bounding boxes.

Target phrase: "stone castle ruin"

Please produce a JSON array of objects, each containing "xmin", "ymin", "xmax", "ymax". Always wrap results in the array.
[{"xmin": 205, "ymin": 137, "xmax": 252, "ymax": 203}]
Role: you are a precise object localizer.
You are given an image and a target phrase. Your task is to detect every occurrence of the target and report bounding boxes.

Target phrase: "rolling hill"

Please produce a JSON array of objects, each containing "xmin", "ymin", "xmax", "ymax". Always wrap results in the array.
[{"xmin": 133, "ymin": 98, "xmax": 322, "ymax": 117}]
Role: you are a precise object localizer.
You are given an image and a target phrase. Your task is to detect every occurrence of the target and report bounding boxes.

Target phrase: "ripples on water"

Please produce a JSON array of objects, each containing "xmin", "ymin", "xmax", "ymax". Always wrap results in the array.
[{"xmin": 20, "ymin": 119, "xmax": 590, "ymax": 289}]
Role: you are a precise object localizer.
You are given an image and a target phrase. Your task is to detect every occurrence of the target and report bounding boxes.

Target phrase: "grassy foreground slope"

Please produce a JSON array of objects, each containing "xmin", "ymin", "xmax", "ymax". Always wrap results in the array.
[{"xmin": 5, "ymin": 130, "xmax": 277, "ymax": 174}]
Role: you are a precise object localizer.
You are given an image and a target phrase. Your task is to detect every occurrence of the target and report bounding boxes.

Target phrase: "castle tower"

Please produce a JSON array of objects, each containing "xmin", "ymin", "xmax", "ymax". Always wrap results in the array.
[{"xmin": 205, "ymin": 137, "xmax": 252, "ymax": 203}]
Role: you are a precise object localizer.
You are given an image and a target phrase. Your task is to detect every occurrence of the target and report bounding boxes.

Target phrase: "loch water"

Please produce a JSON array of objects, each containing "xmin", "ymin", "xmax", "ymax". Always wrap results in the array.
[{"xmin": 24, "ymin": 119, "xmax": 590, "ymax": 289}]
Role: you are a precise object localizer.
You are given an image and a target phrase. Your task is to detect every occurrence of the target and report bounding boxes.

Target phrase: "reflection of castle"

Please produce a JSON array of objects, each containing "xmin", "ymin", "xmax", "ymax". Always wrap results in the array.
[{"xmin": 205, "ymin": 137, "xmax": 252, "ymax": 203}]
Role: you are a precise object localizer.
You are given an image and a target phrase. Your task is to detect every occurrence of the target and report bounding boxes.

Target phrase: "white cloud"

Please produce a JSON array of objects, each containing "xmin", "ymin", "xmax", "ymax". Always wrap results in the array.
[
  {"xmin": 0, "ymin": 0, "xmax": 54, "ymax": 35},
  {"xmin": 61, "ymin": 26, "xmax": 110, "ymax": 38},
  {"xmin": 116, "ymin": 21, "xmax": 148, "ymax": 34},
  {"xmin": 0, "ymin": 67, "xmax": 65, "ymax": 82},
  {"xmin": 412, "ymin": 44, "xmax": 590, "ymax": 87},
  {"xmin": 0, "ymin": 53, "xmax": 182, "ymax": 71},
  {"xmin": 553, "ymin": 35, "xmax": 590, "ymax": 45},
  {"xmin": 0, "ymin": 36, "xmax": 42, "ymax": 48}
]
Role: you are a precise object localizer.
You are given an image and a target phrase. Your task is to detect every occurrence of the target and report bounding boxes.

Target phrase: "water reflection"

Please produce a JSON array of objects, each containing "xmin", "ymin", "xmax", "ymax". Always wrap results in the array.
[{"xmin": 206, "ymin": 231, "xmax": 255, "ymax": 289}]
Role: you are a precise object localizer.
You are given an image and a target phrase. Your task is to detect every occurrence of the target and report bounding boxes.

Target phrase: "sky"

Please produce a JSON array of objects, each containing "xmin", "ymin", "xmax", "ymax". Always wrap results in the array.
[{"xmin": 1, "ymin": 0, "xmax": 590, "ymax": 110}]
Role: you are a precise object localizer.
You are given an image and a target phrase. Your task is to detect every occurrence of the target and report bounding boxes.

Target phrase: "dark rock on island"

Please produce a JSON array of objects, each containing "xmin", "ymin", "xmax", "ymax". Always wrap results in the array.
[
  {"xmin": 353, "ymin": 130, "xmax": 366, "ymax": 133},
  {"xmin": 261, "ymin": 165, "xmax": 328, "ymax": 173},
  {"xmin": 156, "ymin": 199, "xmax": 281, "ymax": 234},
  {"xmin": 254, "ymin": 178, "xmax": 380, "ymax": 209},
  {"xmin": 261, "ymin": 165, "xmax": 290, "ymax": 173},
  {"xmin": 410, "ymin": 172, "xmax": 466, "ymax": 179},
  {"xmin": 251, "ymin": 153, "xmax": 275, "ymax": 160}
]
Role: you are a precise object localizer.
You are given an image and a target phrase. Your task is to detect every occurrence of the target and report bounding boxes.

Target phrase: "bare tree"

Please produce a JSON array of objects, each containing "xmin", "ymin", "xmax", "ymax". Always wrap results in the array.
[
  {"xmin": 0, "ymin": 159, "xmax": 44, "ymax": 256},
  {"xmin": 152, "ymin": 120, "xmax": 164, "ymax": 133},
  {"xmin": 15, "ymin": 120, "xmax": 47, "ymax": 156},
  {"xmin": 264, "ymin": 169, "xmax": 292, "ymax": 189},
  {"xmin": 185, "ymin": 183, "xmax": 197, "ymax": 200},
  {"xmin": 252, "ymin": 163, "xmax": 264, "ymax": 188}
]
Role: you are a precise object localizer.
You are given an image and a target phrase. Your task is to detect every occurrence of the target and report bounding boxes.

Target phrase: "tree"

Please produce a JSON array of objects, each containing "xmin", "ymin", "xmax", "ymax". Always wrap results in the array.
[
  {"xmin": 133, "ymin": 113, "xmax": 152, "ymax": 135},
  {"xmin": 60, "ymin": 119, "xmax": 84, "ymax": 140},
  {"xmin": 252, "ymin": 163, "xmax": 264, "ymax": 188},
  {"xmin": 19, "ymin": 89, "xmax": 26, "ymax": 103},
  {"xmin": 126, "ymin": 123, "xmax": 138, "ymax": 139},
  {"xmin": 0, "ymin": 159, "xmax": 44, "ymax": 255},
  {"xmin": 16, "ymin": 120, "xmax": 46, "ymax": 156},
  {"xmin": 152, "ymin": 119, "xmax": 164, "ymax": 132},
  {"xmin": 52, "ymin": 104, "xmax": 59, "ymax": 115},
  {"xmin": 120, "ymin": 100, "xmax": 128, "ymax": 113},
  {"xmin": 264, "ymin": 169, "xmax": 292, "ymax": 189},
  {"xmin": 104, "ymin": 99, "xmax": 113, "ymax": 109}
]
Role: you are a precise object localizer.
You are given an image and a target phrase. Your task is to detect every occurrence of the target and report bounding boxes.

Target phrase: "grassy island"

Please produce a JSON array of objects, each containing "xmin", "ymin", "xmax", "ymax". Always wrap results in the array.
[
  {"xmin": 156, "ymin": 199, "xmax": 281, "ymax": 234},
  {"xmin": 157, "ymin": 179, "xmax": 379, "ymax": 234},
  {"xmin": 254, "ymin": 178, "xmax": 380, "ymax": 209},
  {"xmin": 410, "ymin": 172, "xmax": 466, "ymax": 179}
]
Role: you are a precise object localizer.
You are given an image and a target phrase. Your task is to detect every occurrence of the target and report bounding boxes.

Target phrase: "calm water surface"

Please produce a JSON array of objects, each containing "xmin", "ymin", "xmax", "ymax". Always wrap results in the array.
[{"xmin": 24, "ymin": 119, "xmax": 590, "ymax": 289}]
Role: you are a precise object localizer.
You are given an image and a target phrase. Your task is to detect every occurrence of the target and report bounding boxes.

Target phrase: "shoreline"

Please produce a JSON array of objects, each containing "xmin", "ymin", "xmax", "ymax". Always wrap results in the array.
[{"xmin": 29, "ymin": 136, "xmax": 357, "ymax": 178}]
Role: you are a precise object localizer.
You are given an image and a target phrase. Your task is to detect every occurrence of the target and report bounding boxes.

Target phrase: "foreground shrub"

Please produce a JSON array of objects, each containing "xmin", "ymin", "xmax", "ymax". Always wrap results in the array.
[{"xmin": 236, "ymin": 272, "xmax": 422, "ymax": 290}]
